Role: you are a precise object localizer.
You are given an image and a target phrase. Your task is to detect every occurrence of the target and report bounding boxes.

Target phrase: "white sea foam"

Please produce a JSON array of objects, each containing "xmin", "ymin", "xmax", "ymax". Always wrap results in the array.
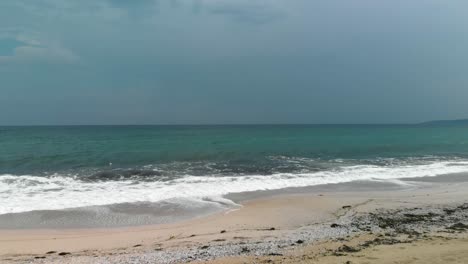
[{"xmin": 1, "ymin": 160, "xmax": 468, "ymax": 214}]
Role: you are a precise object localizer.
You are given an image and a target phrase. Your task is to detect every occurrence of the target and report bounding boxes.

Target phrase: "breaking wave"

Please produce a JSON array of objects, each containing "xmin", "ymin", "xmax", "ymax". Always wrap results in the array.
[{"xmin": 1, "ymin": 158, "xmax": 468, "ymax": 214}]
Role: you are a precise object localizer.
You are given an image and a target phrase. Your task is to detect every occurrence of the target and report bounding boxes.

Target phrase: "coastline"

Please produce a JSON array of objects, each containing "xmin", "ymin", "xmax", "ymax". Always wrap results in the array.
[
  {"xmin": 1, "ymin": 176, "xmax": 467, "ymax": 263},
  {"xmin": 0, "ymin": 175, "xmax": 416, "ymax": 230}
]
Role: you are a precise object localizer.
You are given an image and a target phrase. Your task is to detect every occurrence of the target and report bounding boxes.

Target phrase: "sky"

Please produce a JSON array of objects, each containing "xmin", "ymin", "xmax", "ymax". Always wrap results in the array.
[{"xmin": 0, "ymin": 0, "xmax": 467, "ymax": 125}]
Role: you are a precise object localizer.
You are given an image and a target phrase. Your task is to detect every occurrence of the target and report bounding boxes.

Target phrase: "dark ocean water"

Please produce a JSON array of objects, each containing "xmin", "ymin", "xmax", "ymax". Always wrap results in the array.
[{"xmin": 1, "ymin": 125, "xmax": 468, "ymax": 214}]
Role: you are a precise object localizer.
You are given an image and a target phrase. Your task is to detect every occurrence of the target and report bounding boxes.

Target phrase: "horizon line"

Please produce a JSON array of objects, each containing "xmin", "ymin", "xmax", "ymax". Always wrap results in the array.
[
  {"xmin": 0, "ymin": 122, "xmax": 431, "ymax": 127},
  {"xmin": 2, "ymin": 118, "xmax": 467, "ymax": 127}
]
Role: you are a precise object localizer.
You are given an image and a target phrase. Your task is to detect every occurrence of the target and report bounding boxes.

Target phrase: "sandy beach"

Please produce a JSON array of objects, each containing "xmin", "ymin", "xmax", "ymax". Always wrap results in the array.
[
  {"xmin": 3, "ymin": 0, "xmax": 468, "ymax": 262},
  {"xmin": 1, "ymin": 176, "xmax": 467, "ymax": 263}
]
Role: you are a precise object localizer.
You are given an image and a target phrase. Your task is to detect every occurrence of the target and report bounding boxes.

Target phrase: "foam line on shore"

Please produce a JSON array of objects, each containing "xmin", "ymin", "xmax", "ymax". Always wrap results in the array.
[{"xmin": 1, "ymin": 160, "xmax": 468, "ymax": 214}]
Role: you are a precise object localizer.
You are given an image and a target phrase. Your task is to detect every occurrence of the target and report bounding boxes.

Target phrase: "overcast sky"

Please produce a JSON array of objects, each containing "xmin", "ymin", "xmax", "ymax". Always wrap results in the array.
[{"xmin": 1, "ymin": 0, "xmax": 467, "ymax": 125}]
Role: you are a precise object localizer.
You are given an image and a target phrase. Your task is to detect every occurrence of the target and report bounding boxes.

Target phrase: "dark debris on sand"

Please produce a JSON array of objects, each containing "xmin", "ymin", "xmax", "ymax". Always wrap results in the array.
[
  {"xmin": 351, "ymin": 203, "xmax": 468, "ymax": 237},
  {"xmin": 325, "ymin": 203, "xmax": 468, "ymax": 258}
]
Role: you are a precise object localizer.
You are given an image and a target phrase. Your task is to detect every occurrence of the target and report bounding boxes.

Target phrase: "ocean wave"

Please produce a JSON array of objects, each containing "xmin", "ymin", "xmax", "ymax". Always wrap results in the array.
[{"xmin": 1, "ymin": 159, "xmax": 468, "ymax": 214}]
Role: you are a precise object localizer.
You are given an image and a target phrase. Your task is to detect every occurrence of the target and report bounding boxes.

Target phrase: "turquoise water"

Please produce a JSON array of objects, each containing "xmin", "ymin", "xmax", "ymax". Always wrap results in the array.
[
  {"xmin": 2, "ymin": 125, "xmax": 468, "ymax": 174},
  {"xmin": 1, "ymin": 125, "xmax": 468, "ymax": 214}
]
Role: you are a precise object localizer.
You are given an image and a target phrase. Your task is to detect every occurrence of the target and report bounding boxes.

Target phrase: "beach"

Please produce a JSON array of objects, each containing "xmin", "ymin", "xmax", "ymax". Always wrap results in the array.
[
  {"xmin": 1, "ymin": 175, "xmax": 467, "ymax": 263},
  {"xmin": 3, "ymin": 0, "xmax": 468, "ymax": 262}
]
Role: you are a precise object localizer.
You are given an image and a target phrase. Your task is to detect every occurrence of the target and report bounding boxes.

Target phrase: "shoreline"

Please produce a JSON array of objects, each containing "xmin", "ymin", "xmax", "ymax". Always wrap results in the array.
[
  {"xmin": 1, "ymin": 178, "xmax": 467, "ymax": 263},
  {"xmin": 0, "ymin": 173, "xmax": 455, "ymax": 230}
]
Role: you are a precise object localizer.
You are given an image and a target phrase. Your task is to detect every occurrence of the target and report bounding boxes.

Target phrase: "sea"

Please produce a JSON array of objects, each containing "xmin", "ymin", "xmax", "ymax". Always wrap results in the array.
[{"xmin": 1, "ymin": 125, "xmax": 468, "ymax": 226}]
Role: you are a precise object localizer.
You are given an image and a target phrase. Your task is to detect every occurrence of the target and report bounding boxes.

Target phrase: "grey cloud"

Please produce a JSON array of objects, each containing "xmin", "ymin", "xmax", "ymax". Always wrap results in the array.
[
  {"xmin": 108, "ymin": 0, "xmax": 159, "ymax": 19},
  {"xmin": 205, "ymin": 0, "xmax": 285, "ymax": 24},
  {"xmin": 0, "ymin": 30, "xmax": 80, "ymax": 64}
]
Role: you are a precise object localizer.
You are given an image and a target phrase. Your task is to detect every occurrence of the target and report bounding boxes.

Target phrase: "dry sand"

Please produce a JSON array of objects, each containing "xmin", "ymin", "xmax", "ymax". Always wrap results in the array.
[
  {"xmin": 1, "ymin": 181, "xmax": 467, "ymax": 263},
  {"xmin": 206, "ymin": 235, "xmax": 468, "ymax": 264}
]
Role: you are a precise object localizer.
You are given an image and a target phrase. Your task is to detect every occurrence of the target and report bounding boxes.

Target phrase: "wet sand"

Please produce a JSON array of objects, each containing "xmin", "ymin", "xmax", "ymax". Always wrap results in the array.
[{"xmin": 1, "ymin": 178, "xmax": 467, "ymax": 263}]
